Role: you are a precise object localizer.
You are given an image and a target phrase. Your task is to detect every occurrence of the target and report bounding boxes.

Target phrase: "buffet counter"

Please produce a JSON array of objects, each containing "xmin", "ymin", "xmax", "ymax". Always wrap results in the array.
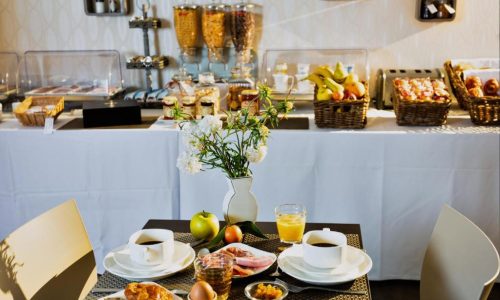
[{"xmin": 0, "ymin": 108, "xmax": 498, "ymax": 281}]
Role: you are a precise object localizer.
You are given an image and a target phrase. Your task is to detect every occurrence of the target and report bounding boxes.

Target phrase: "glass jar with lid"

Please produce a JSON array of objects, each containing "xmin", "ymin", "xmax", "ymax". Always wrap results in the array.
[
  {"xmin": 199, "ymin": 96, "xmax": 217, "ymax": 117},
  {"xmin": 240, "ymin": 89, "xmax": 259, "ymax": 116},
  {"xmin": 227, "ymin": 66, "xmax": 254, "ymax": 111},
  {"xmin": 168, "ymin": 68, "xmax": 195, "ymax": 99},
  {"xmin": 202, "ymin": 0, "xmax": 226, "ymax": 63},
  {"xmin": 162, "ymin": 96, "xmax": 178, "ymax": 120},
  {"xmin": 181, "ymin": 96, "xmax": 197, "ymax": 120},
  {"xmin": 230, "ymin": 0, "xmax": 256, "ymax": 63},
  {"xmin": 173, "ymin": 0, "xmax": 199, "ymax": 63},
  {"xmin": 195, "ymin": 72, "xmax": 220, "ymax": 116}
]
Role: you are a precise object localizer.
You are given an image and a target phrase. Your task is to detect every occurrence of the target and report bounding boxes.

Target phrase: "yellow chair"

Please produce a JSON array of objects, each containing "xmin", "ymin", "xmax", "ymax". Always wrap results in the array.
[
  {"xmin": 0, "ymin": 200, "xmax": 96, "ymax": 300},
  {"xmin": 421, "ymin": 204, "xmax": 499, "ymax": 300}
]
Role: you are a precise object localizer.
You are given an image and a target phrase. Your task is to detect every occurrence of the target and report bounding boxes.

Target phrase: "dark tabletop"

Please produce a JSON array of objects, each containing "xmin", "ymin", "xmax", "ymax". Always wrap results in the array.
[
  {"xmin": 86, "ymin": 220, "xmax": 371, "ymax": 299},
  {"xmin": 141, "ymin": 220, "xmax": 371, "ymax": 300}
]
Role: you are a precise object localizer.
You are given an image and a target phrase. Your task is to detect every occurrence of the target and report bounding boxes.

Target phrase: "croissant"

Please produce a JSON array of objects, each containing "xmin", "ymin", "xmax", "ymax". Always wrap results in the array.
[
  {"xmin": 468, "ymin": 87, "xmax": 484, "ymax": 98},
  {"xmin": 465, "ymin": 76, "xmax": 482, "ymax": 90}
]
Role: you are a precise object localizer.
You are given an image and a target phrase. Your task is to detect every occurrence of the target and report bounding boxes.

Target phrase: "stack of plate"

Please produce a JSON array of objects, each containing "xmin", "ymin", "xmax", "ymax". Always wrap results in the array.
[
  {"xmin": 103, "ymin": 241, "xmax": 195, "ymax": 281},
  {"xmin": 277, "ymin": 244, "xmax": 372, "ymax": 285}
]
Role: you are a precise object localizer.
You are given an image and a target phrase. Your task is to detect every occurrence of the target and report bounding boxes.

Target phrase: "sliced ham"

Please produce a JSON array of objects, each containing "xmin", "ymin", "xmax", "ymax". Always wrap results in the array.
[
  {"xmin": 233, "ymin": 264, "xmax": 254, "ymax": 276},
  {"xmin": 235, "ymin": 256, "xmax": 274, "ymax": 268}
]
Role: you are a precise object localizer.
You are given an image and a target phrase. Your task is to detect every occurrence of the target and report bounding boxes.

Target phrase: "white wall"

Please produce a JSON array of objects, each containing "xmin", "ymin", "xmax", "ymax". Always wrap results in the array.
[{"xmin": 0, "ymin": 0, "xmax": 498, "ymax": 90}]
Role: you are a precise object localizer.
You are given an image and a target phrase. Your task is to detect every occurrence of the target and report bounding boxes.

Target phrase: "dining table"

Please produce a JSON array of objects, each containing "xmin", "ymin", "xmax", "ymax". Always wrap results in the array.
[{"xmin": 86, "ymin": 220, "xmax": 372, "ymax": 300}]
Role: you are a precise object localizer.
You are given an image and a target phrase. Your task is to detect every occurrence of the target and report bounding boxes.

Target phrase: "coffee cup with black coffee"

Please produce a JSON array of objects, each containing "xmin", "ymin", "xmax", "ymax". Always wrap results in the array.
[
  {"xmin": 302, "ymin": 228, "xmax": 347, "ymax": 269},
  {"xmin": 128, "ymin": 229, "xmax": 174, "ymax": 266}
]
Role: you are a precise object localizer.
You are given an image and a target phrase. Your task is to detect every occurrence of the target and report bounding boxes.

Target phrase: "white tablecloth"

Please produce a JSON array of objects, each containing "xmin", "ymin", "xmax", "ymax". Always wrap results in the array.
[
  {"xmin": 0, "ymin": 117, "xmax": 180, "ymax": 274},
  {"xmin": 0, "ymin": 111, "xmax": 499, "ymax": 280}
]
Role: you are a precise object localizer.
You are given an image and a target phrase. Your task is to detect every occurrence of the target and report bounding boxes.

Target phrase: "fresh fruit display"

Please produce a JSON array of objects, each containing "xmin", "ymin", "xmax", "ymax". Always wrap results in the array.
[
  {"xmin": 190, "ymin": 211, "xmax": 220, "ymax": 241},
  {"xmin": 305, "ymin": 62, "xmax": 366, "ymax": 101},
  {"xmin": 394, "ymin": 78, "xmax": 450, "ymax": 101}
]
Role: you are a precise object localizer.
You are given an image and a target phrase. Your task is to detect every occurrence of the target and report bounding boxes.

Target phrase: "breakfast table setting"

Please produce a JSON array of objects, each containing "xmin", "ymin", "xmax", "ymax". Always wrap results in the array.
[{"xmin": 86, "ymin": 220, "xmax": 372, "ymax": 300}]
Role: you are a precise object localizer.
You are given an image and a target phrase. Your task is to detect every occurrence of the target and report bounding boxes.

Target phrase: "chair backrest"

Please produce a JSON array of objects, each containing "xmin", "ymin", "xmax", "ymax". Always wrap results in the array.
[
  {"xmin": 421, "ymin": 204, "xmax": 500, "ymax": 300},
  {"xmin": 0, "ymin": 200, "xmax": 96, "ymax": 300}
]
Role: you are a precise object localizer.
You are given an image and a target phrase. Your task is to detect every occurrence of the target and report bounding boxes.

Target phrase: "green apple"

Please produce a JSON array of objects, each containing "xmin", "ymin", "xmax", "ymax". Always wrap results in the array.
[{"xmin": 190, "ymin": 211, "xmax": 220, "ymax": 241}]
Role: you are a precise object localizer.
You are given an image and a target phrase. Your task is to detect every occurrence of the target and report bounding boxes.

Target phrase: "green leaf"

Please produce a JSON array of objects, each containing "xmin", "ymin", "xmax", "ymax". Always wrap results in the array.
[
  {"xmin": 207, "ymin": 225, "xmax": 227, "ymax": 249},
  {"xmin": 237, "ymin": 221, "xmax": 268, "ymax": 239}
]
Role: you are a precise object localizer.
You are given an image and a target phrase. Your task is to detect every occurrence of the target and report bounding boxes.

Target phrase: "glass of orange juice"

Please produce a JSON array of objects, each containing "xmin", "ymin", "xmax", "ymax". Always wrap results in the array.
[{"xmin": 275, "ymin": 204, "xmax": 306, "ymax": 244}]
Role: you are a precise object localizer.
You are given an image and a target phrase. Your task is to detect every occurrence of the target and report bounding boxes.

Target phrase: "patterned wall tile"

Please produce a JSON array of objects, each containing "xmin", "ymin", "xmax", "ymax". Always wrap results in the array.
[{"xmin": 0, "ymin": 0, "xmax": 498, "ymax": 89}]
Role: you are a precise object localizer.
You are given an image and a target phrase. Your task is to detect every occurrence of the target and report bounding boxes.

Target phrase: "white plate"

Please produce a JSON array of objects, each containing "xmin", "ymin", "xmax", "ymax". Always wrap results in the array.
[
  {"xmin": 113, "ymin": 241, "xmax": 190, "ymax": 273},
  {"xmin": 97, "ymin": 282, "xmax": 182, "ymax": 300},
  {"xmin": 278, "ymin": 245, "xmax": 372, "ymax": 285},
  {"xmin": 282, "ymin": 245, "xmax": 365, "ymax": 277},
  {"xmin": 215, "ymin": 243, "xmax": 277, "ymax": 279},
  {"xmin": 103, "ymin": 242, "xmax": 195, "ymax": 281}
]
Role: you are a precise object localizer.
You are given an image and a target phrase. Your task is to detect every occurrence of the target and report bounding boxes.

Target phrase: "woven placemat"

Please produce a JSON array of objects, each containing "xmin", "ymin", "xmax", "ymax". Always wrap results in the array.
[{"xmin": 86, "ymin": 232, "xmax": 370, "ymax": 300}]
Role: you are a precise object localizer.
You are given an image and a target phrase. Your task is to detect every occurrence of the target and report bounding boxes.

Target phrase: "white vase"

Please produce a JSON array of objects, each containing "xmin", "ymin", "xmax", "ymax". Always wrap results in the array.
[{"xmin": 222, "ymin": 176, "xmax": 258, "ymax": 224}]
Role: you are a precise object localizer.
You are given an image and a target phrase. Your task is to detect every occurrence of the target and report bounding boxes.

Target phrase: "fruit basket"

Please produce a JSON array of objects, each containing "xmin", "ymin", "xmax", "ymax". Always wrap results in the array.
[
  {"xmin": 444, "ymin": 60, "xmax": 500, "ymax": 125},
  {"xmin": 392, "ymin": 78, "xmax": 451, "ymax": 126},
  {"xmin": 14, "ymin": 96, "xmax": 64, "ymax": 126},
  {"xmin": 313, "ymin": 82, "xmax": 369, "ymax": 129}
]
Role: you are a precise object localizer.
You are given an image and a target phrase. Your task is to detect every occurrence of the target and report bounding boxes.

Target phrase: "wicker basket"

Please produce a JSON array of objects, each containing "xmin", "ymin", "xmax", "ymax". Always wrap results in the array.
[
  {"xmin": 14, "ymin": 96, "xmax": 64, "ymax": 126},
  {"xmin": 444, "ymin": 60, "xmax": 469, "ymax": 110},
  {"xmin": 313, "ymin": 82, "xmax": 369, "ymax": 129},
  {"xmin": 392, "ymin": 82, "xmax": 451, "ymax": 126},
  {"xmin": 444, "ymin": 60, "xmax": 500, "ymax": 125}
]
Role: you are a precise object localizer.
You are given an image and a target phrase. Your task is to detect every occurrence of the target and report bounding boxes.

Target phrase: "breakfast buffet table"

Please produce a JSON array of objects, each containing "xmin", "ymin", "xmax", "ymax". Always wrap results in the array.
[{"xmin": 0, "ymin": 109, "xmax": 499, "ymax": 281}]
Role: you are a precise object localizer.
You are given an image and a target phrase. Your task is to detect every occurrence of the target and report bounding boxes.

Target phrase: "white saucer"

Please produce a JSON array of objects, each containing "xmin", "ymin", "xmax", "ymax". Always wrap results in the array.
[
  {"xmin": 283, "ymin": 245, "xmax": 365, "ymax": 276},
  {"xmin": 103, "ymin": 241, "xmax": 195, "ymax": 281},
  {"xmin": 277, "ymin": 244, "xmax": 372, "ymax": 285},
  {"xmin": 113, "ymin": 241, "xmax": 190, "ymax": 273}
]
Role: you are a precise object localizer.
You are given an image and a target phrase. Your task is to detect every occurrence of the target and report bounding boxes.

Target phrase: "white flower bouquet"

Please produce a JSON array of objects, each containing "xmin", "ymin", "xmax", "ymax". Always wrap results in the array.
[{"xmin": 177, "ymin": 84, "xmax": 293, "ymax": 178}]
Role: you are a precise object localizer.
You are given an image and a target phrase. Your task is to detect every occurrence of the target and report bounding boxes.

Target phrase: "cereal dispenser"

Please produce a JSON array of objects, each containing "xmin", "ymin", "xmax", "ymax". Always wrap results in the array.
[
  {"xmin": 230, "ymin": 0, "xmax": 256, "ymax": 64},
  {"xmin": 201, "ymin": 0, "xmax": 226, "ymax": 63},
  {"xmin": 173, "ymin": 0, "xmax": 200, "ymax": 64}
]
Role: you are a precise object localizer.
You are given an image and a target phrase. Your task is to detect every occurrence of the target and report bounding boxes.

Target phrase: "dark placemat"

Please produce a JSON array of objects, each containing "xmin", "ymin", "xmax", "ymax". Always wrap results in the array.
[
  {"xmin": 86, "ymin": 232, "xmax": 370, "ymax": 300},
  {"xmin": 59, "ymin": 116, "xmax": 159, "ymax": 130}
]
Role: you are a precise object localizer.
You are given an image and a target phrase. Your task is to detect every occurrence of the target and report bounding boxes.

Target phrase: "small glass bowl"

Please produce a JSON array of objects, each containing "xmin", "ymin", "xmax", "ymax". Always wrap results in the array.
[{"xmin": 244, "ymin": 281, "xmax": 289, "ymax": 300}]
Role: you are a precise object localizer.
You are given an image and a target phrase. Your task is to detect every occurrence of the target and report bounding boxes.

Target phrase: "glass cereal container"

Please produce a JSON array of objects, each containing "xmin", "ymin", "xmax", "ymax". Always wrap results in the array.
[
  {"xmin": 230, "ymin": 1, "xmax": 256, "ymax": 63},
  {"xmin": 173, "ymin": 0, "xmax": 199, "ymax": 62},
  {"xmin": 202, "ymin": 0, "xmax": 226, "ymax": 63}
]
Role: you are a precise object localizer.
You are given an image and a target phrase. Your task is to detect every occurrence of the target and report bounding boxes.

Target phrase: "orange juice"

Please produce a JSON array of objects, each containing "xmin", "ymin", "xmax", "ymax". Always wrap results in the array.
[{"xmin": 276, "ymin": 213, "xmax": 306, "ymax": 243}]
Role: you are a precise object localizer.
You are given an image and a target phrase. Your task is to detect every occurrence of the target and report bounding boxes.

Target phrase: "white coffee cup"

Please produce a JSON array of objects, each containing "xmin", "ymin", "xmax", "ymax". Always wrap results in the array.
[
  {"xmin": 297, "ymin": 63, "xmax": 310, "ymax": 75},
  {"xmin": 273, "ymin": 74, "xmax": 294, "ymax": 93},
  {"xmin": 128, "ymin": 229, "xmax": 174, "ymax": 266},
  {"xmin": 302, "ymin": 228, "xmax": 347, "ymax": 269},
  {"xmin": 295, "ymin": 74, "xmax": 313, "ymax": 93}
]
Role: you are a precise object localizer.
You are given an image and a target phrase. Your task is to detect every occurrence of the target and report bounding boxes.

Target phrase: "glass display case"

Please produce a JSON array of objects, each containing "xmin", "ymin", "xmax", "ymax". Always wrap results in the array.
[
  {"xmin": 18, "ymin": 50, "xmax": 124, "ymax": 101},
  {"xmin": 0, "ymin": 52, "xmax": 19, "ymax": 101},
  {"xmin": 261, "ymin": 49, "xmax": 369, "ymax": 101}
]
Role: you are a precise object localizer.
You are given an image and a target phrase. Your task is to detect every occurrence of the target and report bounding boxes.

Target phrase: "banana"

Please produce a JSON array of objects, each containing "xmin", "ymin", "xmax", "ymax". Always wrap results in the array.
[
  {"xmin": 324, "ymin": 77, "xmax": 345, "ymax": 94},
  {"xmin": 304, "ymin": 73, "xmax": 325, "ymax": 87},
  {"xmin": 312, "ymin": 66, "xmax": 334, "ymax": 79}
]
